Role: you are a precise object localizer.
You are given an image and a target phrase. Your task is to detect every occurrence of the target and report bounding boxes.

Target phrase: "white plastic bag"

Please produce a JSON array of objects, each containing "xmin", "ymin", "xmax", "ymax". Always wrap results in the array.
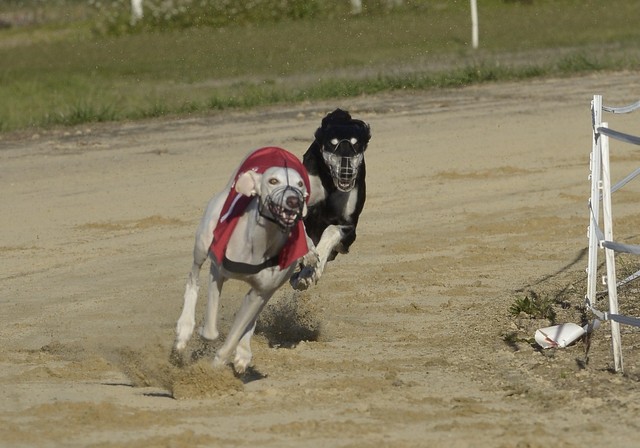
[{"xmin": 535, "ymin": 320, "xmax": 600, "ymax": 349}]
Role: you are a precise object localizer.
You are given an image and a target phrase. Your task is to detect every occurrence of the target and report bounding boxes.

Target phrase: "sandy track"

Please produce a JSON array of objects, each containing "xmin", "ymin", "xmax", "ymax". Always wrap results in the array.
[{"xmin": 2, "ymin": 71, "xmax": 640, "ymax": 447}]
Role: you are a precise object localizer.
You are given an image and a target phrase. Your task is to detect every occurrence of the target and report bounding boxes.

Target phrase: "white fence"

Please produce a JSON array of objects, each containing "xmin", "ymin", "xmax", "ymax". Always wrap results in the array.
[{"xmin": 586, "ymin": 95, "xmax": 640, "ymax": 373}]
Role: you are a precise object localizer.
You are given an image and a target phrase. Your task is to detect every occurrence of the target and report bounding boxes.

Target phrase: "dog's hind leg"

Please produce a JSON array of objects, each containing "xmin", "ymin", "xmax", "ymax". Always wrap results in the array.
[
  {"xmin": 199, "ymin": 263, "xmax": 224, "ymax": 341},
  {"xmin": 174, "ymin": 261, "xmax": 204, "ymax": 351},
  {"xmin": 174, "ymin": 234, "xmax": 212, "ymax": 351},
  {"xmin": 213, "ymin": 289, "xmax": 272, "ymax": 373}
]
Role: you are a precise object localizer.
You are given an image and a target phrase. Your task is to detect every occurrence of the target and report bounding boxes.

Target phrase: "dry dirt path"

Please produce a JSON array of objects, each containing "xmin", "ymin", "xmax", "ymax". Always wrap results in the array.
[{"xmin": 2, "ymin": 71, "xmax": 640, "ymax": 447}]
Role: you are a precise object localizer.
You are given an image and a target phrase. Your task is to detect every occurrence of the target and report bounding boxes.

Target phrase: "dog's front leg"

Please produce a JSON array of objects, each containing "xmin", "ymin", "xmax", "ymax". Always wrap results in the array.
[
  {"xmin": 291, "ymin": 226, "xmax": 343, "ymax": 290},
  {"xmin": 213, "ymin": 289, "xmax": 270, "ymax": 373},
  {"xmin": 290, "ymin": 238, "xmax": 319, "ymax": 290},
  {"xmin": 312, "ymin": 224, "xmax": 342, "ymax": 280},
  {"xmin": 199, "ymin": 263, "xmax": 224, "ymax": 341}
]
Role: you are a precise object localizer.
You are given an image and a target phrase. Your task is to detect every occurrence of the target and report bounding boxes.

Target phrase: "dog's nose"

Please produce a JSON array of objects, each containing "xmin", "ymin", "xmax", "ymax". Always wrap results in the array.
[{"xmin": 286, "ymin": 195, "xmax": 300, "ymax": 209}]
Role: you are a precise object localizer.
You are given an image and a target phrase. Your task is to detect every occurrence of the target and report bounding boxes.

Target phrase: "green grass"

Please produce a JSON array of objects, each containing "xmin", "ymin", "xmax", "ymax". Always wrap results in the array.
[
  {"xmin": 509, "ymin": 292, "xmax": 557, "ymax": 322},
  {"xmin": 1, "ymin": 0, "xmax": 639, "ymax": 132}
]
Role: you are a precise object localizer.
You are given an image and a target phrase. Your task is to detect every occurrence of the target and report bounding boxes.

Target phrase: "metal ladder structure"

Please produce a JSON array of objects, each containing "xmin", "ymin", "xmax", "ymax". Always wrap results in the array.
[{"xmin": 586, "ymin": 95, "xmax": 640, "ymax": 373}]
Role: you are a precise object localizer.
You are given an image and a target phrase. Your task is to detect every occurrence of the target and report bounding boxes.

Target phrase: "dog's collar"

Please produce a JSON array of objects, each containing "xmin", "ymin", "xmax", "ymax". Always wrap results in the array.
[{"xmin": 222, "ymin": 255, "xmax": 280, "ymax": 274}]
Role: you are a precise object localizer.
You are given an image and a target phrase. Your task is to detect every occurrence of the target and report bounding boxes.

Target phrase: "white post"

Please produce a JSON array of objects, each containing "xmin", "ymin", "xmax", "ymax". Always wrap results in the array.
[
  {"xmin": 350, "ymin": 0, "xmax": 362, "ymax": 14},
  {"xmin": 470, "ymin": 0, "xmax": 479, "ymax": 49},
  {"xmin": 600, "ymin": 122, "xmax": 624, "ymax": 372},
  {"xmin": 586, "ymin": 95, "xmax": 602, "ymax": 313},
  {"xmin": 131, "ymin": 0, "xmax": 143, "ymax": 25}
]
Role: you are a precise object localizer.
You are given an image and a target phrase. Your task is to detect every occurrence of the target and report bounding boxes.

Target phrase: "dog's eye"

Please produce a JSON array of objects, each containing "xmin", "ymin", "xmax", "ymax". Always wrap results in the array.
[
  {"xmin": 330, "ymin": 138, "xmax": 339, "ymax": 145},
  {"xmin": 298, "ymin": 181, "xmax": 304, "ymax": 188},
  {"xmin": 350, "ymin": 137, "xmax": 358, "ymax": 145},
  {"xmin": 269, "ymin": 178, "xmax": 279, "ymax": 185}
]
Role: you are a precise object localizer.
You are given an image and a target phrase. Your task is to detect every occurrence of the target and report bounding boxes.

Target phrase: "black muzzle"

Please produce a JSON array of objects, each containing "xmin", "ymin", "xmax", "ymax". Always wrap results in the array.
[
  {"xmin": 260, "ymin": 185, "xmax": 305, "ymax": 231},
  {"xmin": 322, "ymin": 138, "xmax": 364, "ymax": 192}
]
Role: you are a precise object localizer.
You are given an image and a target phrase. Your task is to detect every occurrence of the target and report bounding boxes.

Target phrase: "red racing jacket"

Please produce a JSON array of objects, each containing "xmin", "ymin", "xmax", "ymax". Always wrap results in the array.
[{"xmin": 210, "ymin": 146, "xmax": 311, "ymax": 270}]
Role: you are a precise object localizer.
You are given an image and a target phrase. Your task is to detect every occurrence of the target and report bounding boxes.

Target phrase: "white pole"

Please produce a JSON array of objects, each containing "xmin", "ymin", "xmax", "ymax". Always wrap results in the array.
[
  {"xmin": 470, "ymin": 0, "xmax": 479, "ymax": 49},
  {"xmin": 601, "ymin": 122, "xmax": 624, "ymax": 373},
  {"xmin": 350, "ymin": 0, "xmax": 362, "ymax": 14},
  {"xmin": 586, "ymin": 96, "xmax": 602, "ymax": 314},
  {"xmin": 131, "ymin": 0, "xmax": 143, "ymax": 25}
]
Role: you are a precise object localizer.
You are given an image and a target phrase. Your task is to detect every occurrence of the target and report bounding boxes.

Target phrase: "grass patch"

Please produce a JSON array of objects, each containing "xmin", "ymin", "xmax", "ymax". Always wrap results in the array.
[
  {"xmin": 45, "ymin": 103, "xmax": 117, "ymax": 127},
  {"xmin": 509, "ymin": 292, "xmax": 557, "ymax": 321},
  {"xmin": 1, "ymin": 0, "xmax": 640, "ymax": 132}
]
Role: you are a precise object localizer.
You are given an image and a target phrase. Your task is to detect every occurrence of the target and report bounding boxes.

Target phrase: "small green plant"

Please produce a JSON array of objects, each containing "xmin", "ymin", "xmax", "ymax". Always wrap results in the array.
[
  {"xmin": 556, "ymin": 53, "xmax": 603, "ymax": 74},
  {"xmin": 509, "ymin": 292, "xmax": 556, "ymax": 321},
  {"xmin": 45, "ymin": 103, "xmax": 117, "ymax": 127}
]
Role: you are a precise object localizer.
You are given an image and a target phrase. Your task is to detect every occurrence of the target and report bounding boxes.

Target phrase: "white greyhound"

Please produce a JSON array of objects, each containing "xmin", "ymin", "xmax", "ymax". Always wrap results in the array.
[{"xmin": 173, "ymin": 147, "xmax": 316, "ymax": 373}]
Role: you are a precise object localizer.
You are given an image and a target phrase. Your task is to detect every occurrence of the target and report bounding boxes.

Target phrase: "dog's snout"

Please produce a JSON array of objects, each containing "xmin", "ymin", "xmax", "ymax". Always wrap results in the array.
[{"xmin": 286, "ymin": 195, "xmax": 300, "ymax": 209}]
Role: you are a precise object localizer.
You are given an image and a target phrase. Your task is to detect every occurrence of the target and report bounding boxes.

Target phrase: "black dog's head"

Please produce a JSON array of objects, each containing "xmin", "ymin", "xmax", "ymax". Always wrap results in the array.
[{"xmin": 313, "ymin": 109, "xmax": 371, "ymax": 192}]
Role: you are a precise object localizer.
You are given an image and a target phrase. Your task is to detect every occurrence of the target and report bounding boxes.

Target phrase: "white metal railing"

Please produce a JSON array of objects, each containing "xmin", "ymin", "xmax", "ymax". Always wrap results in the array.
[{"xmin": 586, "ymin": 95, "xmax": 640, "ymax": 373}]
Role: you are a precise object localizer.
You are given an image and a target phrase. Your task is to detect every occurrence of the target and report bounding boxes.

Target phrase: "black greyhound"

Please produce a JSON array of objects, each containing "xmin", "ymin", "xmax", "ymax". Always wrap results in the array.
[{"xmin": 291, "ymin": 109, "xmax": 371, "ymax": 290}]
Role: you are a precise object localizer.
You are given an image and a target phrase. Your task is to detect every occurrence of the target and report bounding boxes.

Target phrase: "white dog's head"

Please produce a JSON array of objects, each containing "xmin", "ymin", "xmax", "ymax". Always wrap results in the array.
[{"xmin": 235, "ymin": 166, "xmax": 308, "ymax": 230}]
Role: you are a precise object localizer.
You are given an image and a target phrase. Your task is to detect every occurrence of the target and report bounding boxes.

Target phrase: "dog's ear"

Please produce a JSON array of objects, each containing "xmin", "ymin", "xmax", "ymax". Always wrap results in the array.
[
  {"xmin": 357, "ymin": 120, "xmax": 372, "ymax": 148},
  {"xmin": 313, "ymin": 126, "xmax": 324, "ymax": 146},
  {"xmin": 235, "ymin": 170, "xmax": 262, "ymax": 197}
]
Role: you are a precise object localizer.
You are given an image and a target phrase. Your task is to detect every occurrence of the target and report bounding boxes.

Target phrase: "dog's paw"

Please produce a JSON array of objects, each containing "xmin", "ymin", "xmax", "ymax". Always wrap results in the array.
[
  {"xmin": 290, "ymin": 265, "xmax": 318, "ymax": 291},
  {"xmin": 301, "ymin": 248, "xmax": 319, "ymax": 268},
  {"xmin": 290, "ymin": 276, "xmax": 312, "ymax": 291},
  {"xmin": 169, "ymin": 347, "xmax": 187, "ymax": 368},
  {"xmin": 233, "ymin": 355, "xmax": 252, "ymax": 375},
  {"xmin": 289, "ymin": 272, "xmax": 307, "ymax": 290},
  {"xmin": 232, "ymin": 342, "xmax": 253, "ymax": 374},
  {"xmin": 173, "ymin": 338, "xmax": 189, "ymax": 353},
  {"xmin": 212, "ymin": 354, "xmax": 229, "ymax": 369},
  {"xmin": 175, "ymin": 318, "xmax": 195, "ymax": 351}
]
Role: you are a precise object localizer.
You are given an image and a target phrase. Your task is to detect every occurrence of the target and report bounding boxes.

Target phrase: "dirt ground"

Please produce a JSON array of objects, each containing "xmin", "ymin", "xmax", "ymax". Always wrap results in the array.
[{"xmin": 3, "ymin": 71, "xmax": 640, "ymax": 447}]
